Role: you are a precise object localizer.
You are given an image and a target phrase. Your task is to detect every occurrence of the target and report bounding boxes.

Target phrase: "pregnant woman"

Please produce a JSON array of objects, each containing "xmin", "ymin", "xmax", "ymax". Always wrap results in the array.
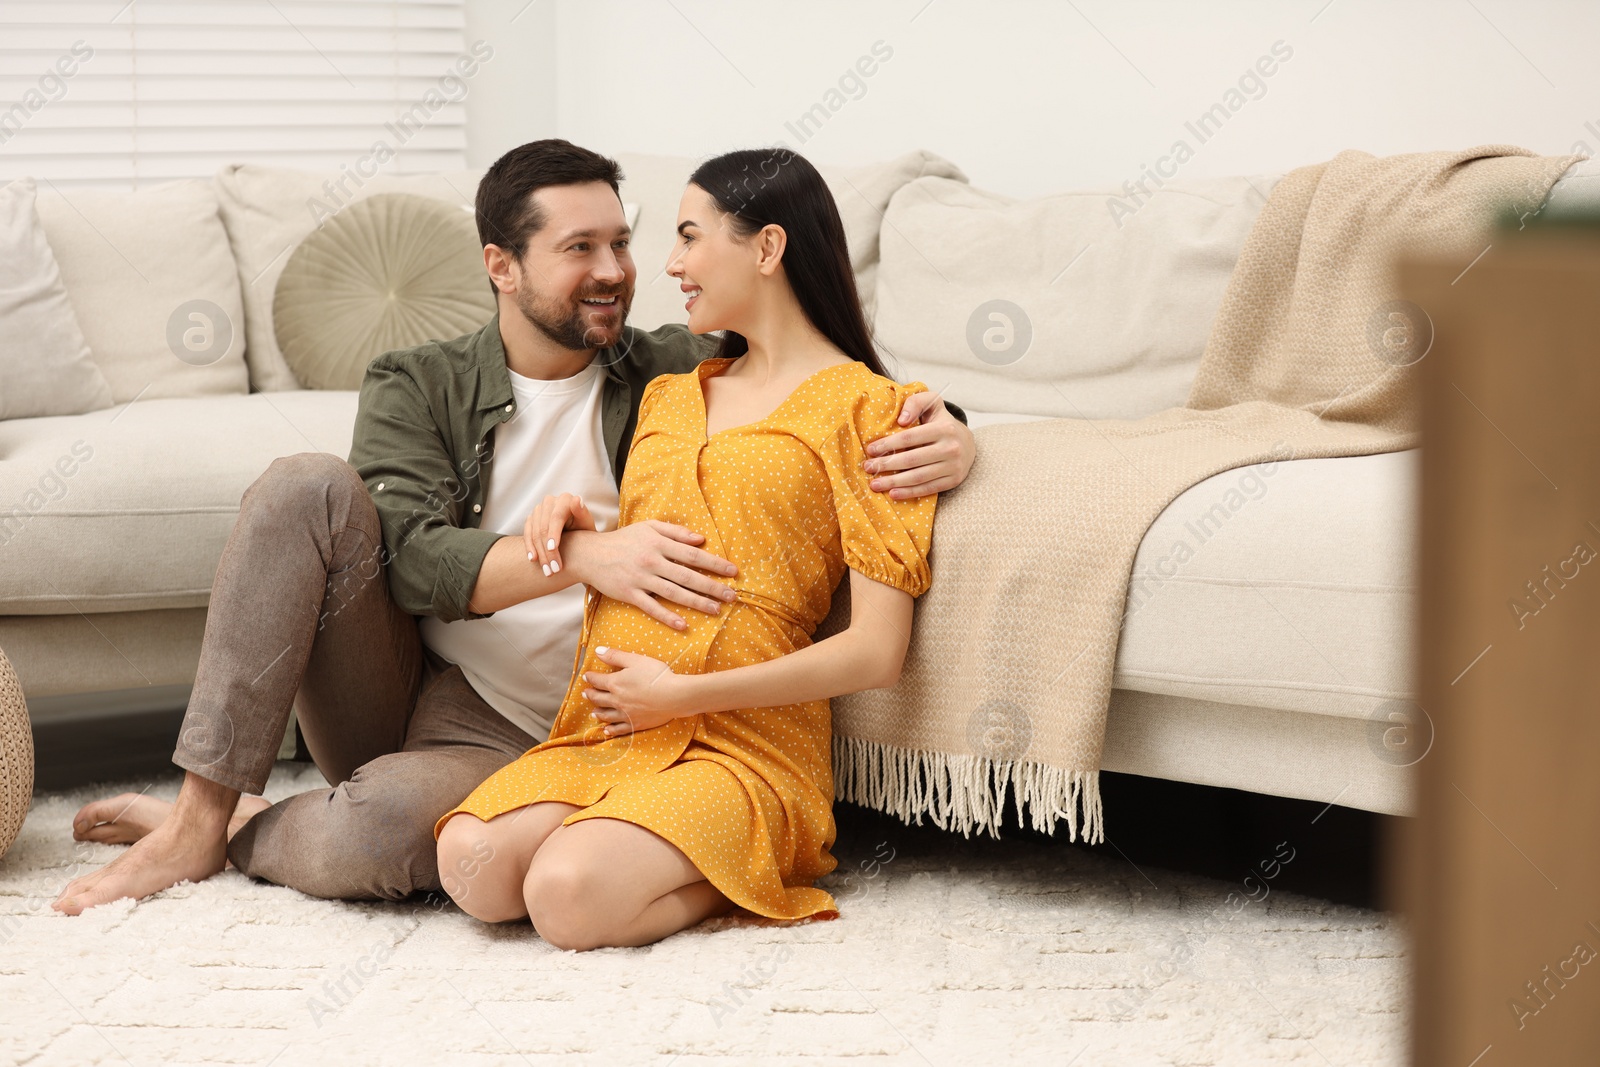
[{"xmin": 433, "ymin": 148, "xmax": 938, "ymax": 950}]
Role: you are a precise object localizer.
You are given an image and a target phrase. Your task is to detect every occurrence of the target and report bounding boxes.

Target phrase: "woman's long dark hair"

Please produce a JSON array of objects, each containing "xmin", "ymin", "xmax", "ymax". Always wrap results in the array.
[{"xmin": 687, "ymin": 148, "xmax": 889, "ymax": 378}]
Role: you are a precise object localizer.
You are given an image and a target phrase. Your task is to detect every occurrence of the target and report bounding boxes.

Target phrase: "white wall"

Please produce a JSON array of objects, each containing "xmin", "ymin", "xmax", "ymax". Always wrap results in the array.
[
  {"xmin": 461, "ymin": 0, "xmax": 559, "ymax": 165},
  {"xmin": 463, "ymin": 0, "xmax": 1600, "ymax": 197}
]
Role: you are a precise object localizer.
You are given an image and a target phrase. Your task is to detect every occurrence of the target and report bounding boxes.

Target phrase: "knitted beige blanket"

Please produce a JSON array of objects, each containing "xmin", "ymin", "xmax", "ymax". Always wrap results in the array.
[{"xmin": 827, "ymin": 145, "xmax": 1579, "ymax": 844}]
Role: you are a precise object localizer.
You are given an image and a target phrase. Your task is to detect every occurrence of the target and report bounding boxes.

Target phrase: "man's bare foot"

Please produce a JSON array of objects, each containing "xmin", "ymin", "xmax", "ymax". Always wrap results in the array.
[
  {"xmin": 52, "ymin": 815, "xmax": 226, "ymax": 915},
  {"xmin": 227, "ymin": 796, "xmax": 273, "ymax": 839},
  {"xmin": 70, "ymin": 792, "xmax": 174, "ymax": 845},
  {"xmin": 53, "ymin": 771, "xmax": 241, "ymax": 915},
  {"xmin": 71, "ymin": 792, "xmax": 273, "ymax": 846}
]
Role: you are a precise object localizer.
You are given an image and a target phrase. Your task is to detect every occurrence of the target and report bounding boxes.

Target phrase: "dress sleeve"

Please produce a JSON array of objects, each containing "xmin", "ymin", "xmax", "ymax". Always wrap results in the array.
[
  {"xmin": 821, "ymin": 377, "xmax": 939, "ymax": 597},
  {"xmin": 629, "ymin": 373, "xmax": 675, "ymax": 448}
]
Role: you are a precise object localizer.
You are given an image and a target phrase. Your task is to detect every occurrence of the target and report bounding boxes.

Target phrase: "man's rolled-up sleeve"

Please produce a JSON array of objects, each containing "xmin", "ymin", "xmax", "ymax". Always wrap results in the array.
[{"xmin": 348, "ymin": 355, "xmax": 501, "ymax": 623}]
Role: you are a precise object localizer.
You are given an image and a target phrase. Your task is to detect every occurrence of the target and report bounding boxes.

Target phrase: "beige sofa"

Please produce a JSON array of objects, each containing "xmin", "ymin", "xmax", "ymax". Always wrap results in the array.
[{"xmin": 9, "ymin": 150, "xmax": 1594, "ymax": 817}]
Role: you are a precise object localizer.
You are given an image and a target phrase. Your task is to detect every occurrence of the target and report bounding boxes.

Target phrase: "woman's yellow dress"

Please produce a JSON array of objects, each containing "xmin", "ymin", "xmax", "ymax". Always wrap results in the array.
[{"xmin": 433, "ymin": 356, "xmax": 937, "ymax": 920}]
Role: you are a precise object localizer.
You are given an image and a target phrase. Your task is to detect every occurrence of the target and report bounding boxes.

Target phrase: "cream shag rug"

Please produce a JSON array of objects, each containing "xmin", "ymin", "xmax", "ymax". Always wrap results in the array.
[{"xmin": 1, "ymin": 762, "xmax": 1403, "ymax": 1065}]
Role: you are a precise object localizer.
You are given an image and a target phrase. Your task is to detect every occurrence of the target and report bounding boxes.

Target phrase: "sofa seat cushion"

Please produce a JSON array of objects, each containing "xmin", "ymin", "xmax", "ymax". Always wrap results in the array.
[
  {"xmin": 1113, "ymin": 448, "xmax": 1418, "ymax": 720},
  {"xmin": 962, "ymin": 407, "xmax": 1415, "ymax": 719},
  {"xmin": 0, "ymin": 391, "xmax": 358, "ymax": 614}
]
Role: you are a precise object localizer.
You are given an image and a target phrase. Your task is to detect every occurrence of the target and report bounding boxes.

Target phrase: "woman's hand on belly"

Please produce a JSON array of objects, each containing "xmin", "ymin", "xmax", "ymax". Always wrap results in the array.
[{"xmin": 583, "ymin": 646, "xmax": 696, "ymax": 736}]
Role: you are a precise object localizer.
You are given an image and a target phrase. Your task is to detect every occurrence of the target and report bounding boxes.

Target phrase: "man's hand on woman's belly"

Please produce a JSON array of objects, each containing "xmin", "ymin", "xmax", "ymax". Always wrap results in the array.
[{"xmin": 563, "ymin": 522, "xmax": 740, "ymax": 630}]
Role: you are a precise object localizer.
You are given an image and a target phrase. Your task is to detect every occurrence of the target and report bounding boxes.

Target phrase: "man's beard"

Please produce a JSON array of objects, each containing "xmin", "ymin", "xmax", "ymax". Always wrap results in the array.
[{"xmin": 514, "ymin": 280, "xmax": 632, "ymax": 352}]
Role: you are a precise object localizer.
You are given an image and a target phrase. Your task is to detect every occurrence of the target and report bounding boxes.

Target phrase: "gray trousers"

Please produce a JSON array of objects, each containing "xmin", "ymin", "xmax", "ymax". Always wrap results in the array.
[{"xmin": 172, "ymin": 452, "xmax": 539, "ymax": 901}]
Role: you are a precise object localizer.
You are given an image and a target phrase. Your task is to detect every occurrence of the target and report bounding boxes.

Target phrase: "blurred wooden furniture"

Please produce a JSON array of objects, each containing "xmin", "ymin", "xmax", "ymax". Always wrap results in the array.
[{"xmin": 1399, "ymin": 226, "xmax": 1600, "ymax": 1065}]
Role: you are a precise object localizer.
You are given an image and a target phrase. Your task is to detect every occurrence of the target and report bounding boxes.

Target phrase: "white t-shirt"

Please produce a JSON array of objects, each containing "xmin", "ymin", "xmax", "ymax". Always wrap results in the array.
[{"xmin": 419, "ymin": 360, "xmax": 620, "ymax": 741}]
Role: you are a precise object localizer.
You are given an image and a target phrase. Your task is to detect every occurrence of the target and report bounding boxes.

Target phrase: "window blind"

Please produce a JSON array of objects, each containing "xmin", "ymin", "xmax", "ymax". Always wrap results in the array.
[{"xmin": 0, "ymin": 0, "xmax": 470, "ymax": 189}]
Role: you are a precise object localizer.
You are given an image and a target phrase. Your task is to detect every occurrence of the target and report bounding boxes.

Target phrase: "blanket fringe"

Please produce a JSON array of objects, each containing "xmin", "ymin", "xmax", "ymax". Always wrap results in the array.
[{"xmin": 832, "ymin": 735, "xmax": 1104, "ymax": 844}]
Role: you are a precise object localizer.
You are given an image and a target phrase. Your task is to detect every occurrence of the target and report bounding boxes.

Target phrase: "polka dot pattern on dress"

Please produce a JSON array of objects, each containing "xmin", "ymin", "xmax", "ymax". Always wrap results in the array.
[{"xmin": 434, "ymin": 357, "xmax": 938, "ymax": 921}]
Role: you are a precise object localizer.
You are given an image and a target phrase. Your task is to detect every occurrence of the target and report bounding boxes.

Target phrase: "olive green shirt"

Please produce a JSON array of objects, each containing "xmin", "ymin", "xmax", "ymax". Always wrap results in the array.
[{"xmin": 347, "ymin": 314, "xmax": 964, "ymax": 624}]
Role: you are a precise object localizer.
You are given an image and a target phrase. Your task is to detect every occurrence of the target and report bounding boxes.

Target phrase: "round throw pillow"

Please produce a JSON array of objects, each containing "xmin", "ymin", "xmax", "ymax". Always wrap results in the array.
[
  {"xmin": 0, "ymin": 646, "xmax": 33, "ymax": 862},
  {"xmin": 273, "ymin": 192, "xmax": 496, "ymax": 391}
]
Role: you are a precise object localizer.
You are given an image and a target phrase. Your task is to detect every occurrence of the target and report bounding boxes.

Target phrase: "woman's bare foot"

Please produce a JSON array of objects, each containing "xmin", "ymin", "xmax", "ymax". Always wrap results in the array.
[{"xmin": 72, "ymin": 792, "xmax": 274, "ymax": 846}]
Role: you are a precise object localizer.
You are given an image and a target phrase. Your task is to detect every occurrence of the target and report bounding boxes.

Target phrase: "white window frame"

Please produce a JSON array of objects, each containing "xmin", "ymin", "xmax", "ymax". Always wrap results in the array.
[{"xmin": 0, "ymin": 0, "xmax": 473, "ymax": 189}]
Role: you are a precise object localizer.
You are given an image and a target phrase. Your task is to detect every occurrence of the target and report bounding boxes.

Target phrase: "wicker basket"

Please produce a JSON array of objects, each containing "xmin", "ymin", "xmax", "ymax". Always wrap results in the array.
[{"xmin": 0, "ymin": 647, "xmax": 32, "ymax": 861}]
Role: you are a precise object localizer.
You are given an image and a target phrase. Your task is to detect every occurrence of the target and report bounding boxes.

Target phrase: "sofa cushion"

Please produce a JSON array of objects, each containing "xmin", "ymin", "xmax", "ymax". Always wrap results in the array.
[
  {"xmin": 0, "ymin": 391, "xmax": 358, "ymax": 614},
  {"xmin": 614, "ymin": 149, "xmax": 967, "ymax": 331},
  {"xmin": 1114, "ymin": 448, "xmax": 1418, "ymax": 720},
  {"xmin": 873, "ymin": 174, "xmax": 1278, "ymax": 420},
  {"xmin": 0, "ymin": 179, "xmax": 114, "ymax": 420},
  {"xmin": 273, "ymin": 193, "xmax": 495, "ymax": 390},
  {"xmin": 954, "ymin": 408, "xmax": 1415, "ymax": 719},
  {"xmin": 215, "ymin": 164, "xmax": 486, "ymax": 392},
  {"xmin": 34, "ymin": 179, "xmax": 250, "ymax": 404}
]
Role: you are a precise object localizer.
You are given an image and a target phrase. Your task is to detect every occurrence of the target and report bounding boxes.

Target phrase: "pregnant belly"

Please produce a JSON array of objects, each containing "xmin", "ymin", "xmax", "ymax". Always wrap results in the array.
[
  {"xmin": 565, "ymin": 592, "xmax": 830, "ymax": 786},
  {"xmin": 584, "ymin": 591, "xmax": 810, "ymax": 681}
]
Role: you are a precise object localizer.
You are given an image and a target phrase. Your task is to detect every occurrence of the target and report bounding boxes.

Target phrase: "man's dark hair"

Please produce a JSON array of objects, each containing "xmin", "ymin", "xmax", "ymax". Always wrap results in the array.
[{"xmin": 475, "ymin": 139, "xmax": 624, "ymax": 260}]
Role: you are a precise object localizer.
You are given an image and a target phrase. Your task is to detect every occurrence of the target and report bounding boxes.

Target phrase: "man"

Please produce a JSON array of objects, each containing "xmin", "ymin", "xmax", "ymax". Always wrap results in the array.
[{"xmin": 54, "ymin": 139, "xmax": 974, "ymax": 913}]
